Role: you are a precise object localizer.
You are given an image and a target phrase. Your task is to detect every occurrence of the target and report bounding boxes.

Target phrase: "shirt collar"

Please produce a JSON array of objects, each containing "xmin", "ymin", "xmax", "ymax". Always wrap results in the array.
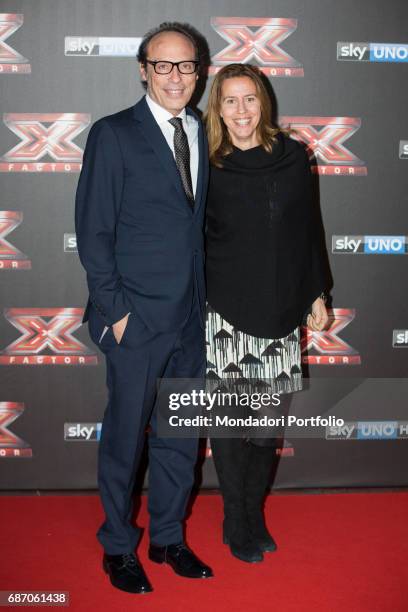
[{"xmin": 146, "ymin": 94, "xmax": 187, "ymax": 126}]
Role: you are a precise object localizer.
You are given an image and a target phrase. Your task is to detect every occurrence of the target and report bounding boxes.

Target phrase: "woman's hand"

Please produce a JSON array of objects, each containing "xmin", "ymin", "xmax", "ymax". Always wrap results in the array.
[{"xmin": 307, "ymin": 297, "xmax": 329, "ymax": 332}]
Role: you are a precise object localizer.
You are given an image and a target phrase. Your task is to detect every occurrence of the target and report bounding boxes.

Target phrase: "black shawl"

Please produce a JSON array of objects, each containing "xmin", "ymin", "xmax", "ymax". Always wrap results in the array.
[{"xmin": 205, "ymin": 132, "xmax": 330, "ymax": 338}]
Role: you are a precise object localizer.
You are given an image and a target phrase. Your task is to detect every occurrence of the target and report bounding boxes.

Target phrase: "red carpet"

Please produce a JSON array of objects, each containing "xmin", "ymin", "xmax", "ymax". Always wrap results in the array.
[{"xmin": 1, "ymin": 492, "xmax": 408, "ymax": 611}]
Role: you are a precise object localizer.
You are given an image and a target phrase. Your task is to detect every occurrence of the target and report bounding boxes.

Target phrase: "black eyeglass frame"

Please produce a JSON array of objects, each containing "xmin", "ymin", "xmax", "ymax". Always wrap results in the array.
[{"xmin": 145, "ymin": 59, "xmax": 200, "ymax": 74}]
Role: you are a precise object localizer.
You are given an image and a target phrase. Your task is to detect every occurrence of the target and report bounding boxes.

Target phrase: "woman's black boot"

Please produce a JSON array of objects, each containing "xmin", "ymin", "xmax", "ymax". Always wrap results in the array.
[
  {"xmin": 244, "ymin": 441, "xmax": 279, "ymax": 553},
  {"xmin": 211, "ymin": 437, "xmax": 263, "ymax": 563}
]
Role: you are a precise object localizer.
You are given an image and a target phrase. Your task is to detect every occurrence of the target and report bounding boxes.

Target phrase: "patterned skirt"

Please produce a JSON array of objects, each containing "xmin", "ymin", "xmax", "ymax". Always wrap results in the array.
[{"xmin": 205, "ymin": 304, "xmax": 302, "ymax": 395}]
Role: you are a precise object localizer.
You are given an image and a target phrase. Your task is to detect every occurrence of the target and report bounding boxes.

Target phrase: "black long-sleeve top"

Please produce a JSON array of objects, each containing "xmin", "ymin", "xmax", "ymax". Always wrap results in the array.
[{"xmin": 205, "ymin": 133, "xmax": 329, "ymax": 338}]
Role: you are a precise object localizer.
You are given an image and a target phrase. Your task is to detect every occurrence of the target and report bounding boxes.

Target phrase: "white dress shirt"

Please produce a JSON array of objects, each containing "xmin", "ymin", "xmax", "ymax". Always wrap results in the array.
[{"xmin": 145, "ymin": 93, "xmax": 199, "ymax": 196}]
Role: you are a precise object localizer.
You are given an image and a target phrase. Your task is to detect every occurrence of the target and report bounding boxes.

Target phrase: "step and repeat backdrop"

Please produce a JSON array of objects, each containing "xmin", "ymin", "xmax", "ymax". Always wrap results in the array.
[{"xmin": 1, "ymin": 0, "xmax": 407, "ymax": 489}]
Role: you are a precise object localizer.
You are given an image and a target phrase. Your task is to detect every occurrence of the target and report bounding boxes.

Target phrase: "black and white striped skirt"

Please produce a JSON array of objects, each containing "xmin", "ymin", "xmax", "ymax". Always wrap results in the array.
[{"xmin": 205, "ymin": 305, "xmax": 302, "ymax": 395}]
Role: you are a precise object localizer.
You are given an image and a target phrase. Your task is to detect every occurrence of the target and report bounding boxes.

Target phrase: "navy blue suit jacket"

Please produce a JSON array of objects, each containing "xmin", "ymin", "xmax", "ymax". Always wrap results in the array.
[{"xmin": 75, "ymin": 96, "xmax": 209, "ymax": 332}]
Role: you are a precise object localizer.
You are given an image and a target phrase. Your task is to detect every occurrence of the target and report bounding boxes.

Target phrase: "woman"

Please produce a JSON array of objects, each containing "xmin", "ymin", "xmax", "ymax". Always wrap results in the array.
[{"xmin": 204, "ymin": 64, "xmax": 330, "ymax": 563}]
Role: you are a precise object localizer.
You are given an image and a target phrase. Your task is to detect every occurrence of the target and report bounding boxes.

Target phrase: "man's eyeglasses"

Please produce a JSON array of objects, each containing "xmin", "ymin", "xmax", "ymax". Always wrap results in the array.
[{"xmin": 145, "ymin": 60, "xmax": 199, "ymax": 75}]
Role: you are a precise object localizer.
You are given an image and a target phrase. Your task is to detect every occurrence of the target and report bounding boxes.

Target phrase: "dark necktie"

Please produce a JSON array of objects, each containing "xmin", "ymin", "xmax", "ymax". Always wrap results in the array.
[{"xmin": 168, "ymin": 117, "xmax": 194, "ymax": 208}]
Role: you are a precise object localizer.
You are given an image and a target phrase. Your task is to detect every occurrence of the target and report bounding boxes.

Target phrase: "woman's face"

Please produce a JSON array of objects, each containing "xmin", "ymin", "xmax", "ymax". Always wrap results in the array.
[{"xmin": 219, "ymin": 76, "xmax": 262, "ymax": 149}]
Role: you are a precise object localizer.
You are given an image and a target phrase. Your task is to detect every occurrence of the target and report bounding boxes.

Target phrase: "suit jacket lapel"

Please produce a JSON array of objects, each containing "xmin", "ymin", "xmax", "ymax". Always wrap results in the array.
[
  {"xmin": 187, "ymin": 107, "xmax": 204, "ymax": 215},
  {"xmin": 133, "ymin": 97, "xmax": 189, "ymax": 206}
]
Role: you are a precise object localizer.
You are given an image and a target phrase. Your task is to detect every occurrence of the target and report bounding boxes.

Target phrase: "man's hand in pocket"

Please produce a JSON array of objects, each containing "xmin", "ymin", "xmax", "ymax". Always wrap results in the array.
[{"xmin": 112, "ymin": 313, "xmax": 130, "ymax": 344}]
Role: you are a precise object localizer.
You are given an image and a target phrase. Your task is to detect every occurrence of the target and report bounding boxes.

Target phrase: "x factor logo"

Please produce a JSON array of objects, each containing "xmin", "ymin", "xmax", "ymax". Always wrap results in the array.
[
  {"xmin": 0, "ymin": 14, "xmax": 31, "ymax": 73},
  {"xmin": 209, "ymin": 17, "xmax": 303, "ymax": 77},
  {"xmin": 0, "ymin": 211, "xmax": 31, "ymax": 269},
  {"xmin": 0, "ymin": 308, "xmax": 97, "ymax": 365},
  {"xmin": 280, "ymin": 117, "xmax": 367, "ymax": 175},
  {"xmin": 301, "ymin": 308, "xmax": 361, "ymax": 365},
  {"xmin": 0, "ymin": 402, "xmax": 32, "ymax": 457},
  {"xmin": 0, "ymin": 113, "xmax": 91, "ymax": 172}
]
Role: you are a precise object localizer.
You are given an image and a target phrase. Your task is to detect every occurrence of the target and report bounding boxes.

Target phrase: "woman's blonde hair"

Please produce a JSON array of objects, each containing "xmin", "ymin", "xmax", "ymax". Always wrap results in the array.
[{"xmin": 204, "ymin": 64, "xmax": 281, "ymax": 167}]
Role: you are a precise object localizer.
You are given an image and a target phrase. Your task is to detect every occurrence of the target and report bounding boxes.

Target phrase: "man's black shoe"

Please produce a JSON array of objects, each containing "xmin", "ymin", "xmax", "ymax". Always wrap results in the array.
[
  {"xmin": 148, "ymin": 543, "xmax": 213, "ymax": 578},
  {"xmin": 103, "ymin": 552, "xmax": 153, "ymax": 594}
]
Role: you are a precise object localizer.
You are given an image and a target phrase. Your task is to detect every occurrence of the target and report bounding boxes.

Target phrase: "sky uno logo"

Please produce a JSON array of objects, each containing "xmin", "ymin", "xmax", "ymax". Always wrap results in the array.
[
  {"xmin": 393, "ymin": 330, "xmax": 408, "ymax": 348},
  {"xmin": 399, "ymin": 141, "xmax": 408, "ymax": 159},
  {"xmin": 337, "ymin": 42, "xmax": 370, "ymax": 61},
  {"xmin": 64, "ymin": 233, "xmax": 77, "ymax": 252},
  {"xmin": 65, "ymin": 36, "xmax": 141, "ymax": 57},
  {"xmin": 357, "ymin": 422, "xmax": 402, "ymax": 439},
  {"xmin": 332, "ymin": 235, "xmax": 407, "ymax": 255},
  {"xmin": 326, "ymin": 421, "xmax": 408, "ymax": 440},
  {"xmin": 337, "ymin": 42, "xmax": 408, "ymax": 62},
  {"xmin": 64, "ymin": 423, "xmax": 102, "ymax": 441}
]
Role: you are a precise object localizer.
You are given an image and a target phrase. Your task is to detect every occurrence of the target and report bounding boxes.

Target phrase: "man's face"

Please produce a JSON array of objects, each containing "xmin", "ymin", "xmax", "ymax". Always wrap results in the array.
[{"xmin": 139, "ymin": 31, "xmax": 198, "ymax": 116}]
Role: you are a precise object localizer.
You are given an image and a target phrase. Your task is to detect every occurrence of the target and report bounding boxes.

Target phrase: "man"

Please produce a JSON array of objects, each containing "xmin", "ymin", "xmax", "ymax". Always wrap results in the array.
[{"xmin": 75, "ymin": 22, "xmax": 212, "ymax": 594}]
